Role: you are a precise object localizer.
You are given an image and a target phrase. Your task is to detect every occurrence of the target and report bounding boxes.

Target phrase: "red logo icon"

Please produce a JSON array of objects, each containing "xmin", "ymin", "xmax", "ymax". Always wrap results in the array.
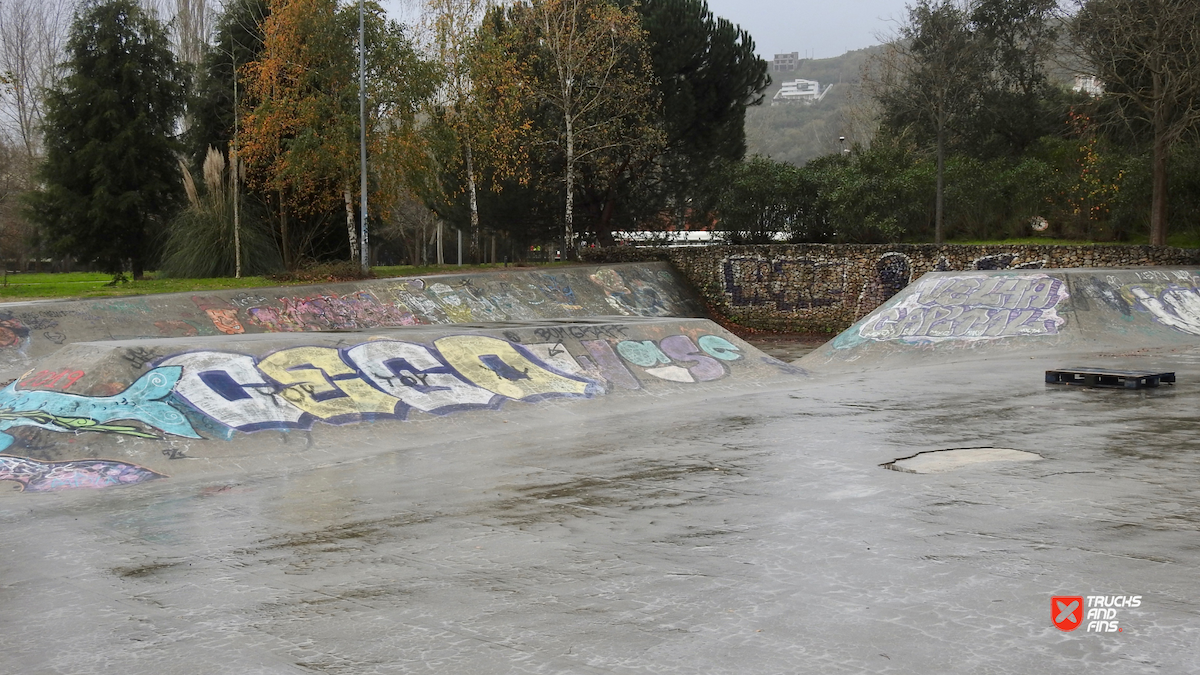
[{"xmin": 1053, "ymin": 596, "xmax": 1084, "ymax": 631}]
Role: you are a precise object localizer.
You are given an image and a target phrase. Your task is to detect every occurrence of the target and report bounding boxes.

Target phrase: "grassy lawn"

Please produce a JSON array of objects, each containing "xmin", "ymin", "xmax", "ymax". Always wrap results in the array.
[{"xmin": 0, "ymin": 262, "xmax": 579, "ymax": 302}]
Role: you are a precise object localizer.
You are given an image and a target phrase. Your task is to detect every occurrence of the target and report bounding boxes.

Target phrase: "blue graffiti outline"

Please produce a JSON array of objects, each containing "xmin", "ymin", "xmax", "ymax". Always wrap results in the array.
[{"xmin": 0, "ymin": 366, "xmax": 200, "ymax": 451}]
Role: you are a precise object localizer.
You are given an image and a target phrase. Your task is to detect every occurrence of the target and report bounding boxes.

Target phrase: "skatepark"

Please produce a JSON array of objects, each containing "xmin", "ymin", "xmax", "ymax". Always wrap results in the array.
[{"xmin": 0, "ymin": 262, "xmax": 1197, "ymax": 673}]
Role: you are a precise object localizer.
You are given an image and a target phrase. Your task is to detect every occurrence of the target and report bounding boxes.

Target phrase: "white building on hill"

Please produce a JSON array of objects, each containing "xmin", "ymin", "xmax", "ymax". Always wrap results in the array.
[{"xmin": 772, "ymin": 79, "xmax": 830, "ymax": 105}]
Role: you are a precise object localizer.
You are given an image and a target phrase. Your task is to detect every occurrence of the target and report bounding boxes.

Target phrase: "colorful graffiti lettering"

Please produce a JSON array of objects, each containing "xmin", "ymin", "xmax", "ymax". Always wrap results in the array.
[
  {"xmin": 159, "ymin": 333, "xmax": 746, "ymax": 432},
  {"xmin": 0, "ymin": 455, "xmax": 165, "ymax": 492},
  {"xmin": 0, "ymin": 367, "xmax": 201, "ymax": 451},
  {"xmin": 0, "ymin": 317, "xmax": 30, "ymax": 349},
  {"xmin": 858, "ymin": 273, "xmax": 1069, "ymax": 342},
  {"xmin": 245, "ymin": 292, "xmax": 419, "ymax": 332},
  {"xmin": 206, "ymin": 309, "xmax": 245, "ymax": 335},
  {"xmin": 18, "ymin": 369, "xmax": 85, "ymax": 391}
]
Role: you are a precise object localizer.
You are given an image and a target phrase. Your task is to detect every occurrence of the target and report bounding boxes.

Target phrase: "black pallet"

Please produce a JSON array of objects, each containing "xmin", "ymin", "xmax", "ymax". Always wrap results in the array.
[{"xmin": 1045, "ymin": 368, "xmax": 1176, "ymax": 389}]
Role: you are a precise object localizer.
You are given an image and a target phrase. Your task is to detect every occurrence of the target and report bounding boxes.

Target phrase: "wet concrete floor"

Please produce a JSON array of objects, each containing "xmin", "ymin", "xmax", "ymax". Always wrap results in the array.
[{"xmin": 1, "ymin": 346, "xmax": 1198, "ymax": 673}]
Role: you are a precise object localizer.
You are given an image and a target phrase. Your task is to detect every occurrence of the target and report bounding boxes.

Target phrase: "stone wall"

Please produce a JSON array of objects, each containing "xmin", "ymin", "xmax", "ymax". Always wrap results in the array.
[{"xmin": 582, "ymin": 243, "xmax": 1200, "ymax": 333}]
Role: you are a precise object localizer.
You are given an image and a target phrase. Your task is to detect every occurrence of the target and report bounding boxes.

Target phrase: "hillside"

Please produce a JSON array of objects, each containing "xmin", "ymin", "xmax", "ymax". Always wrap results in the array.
[{"xmin": 745, "ymin": 45, "xmax": 884, "ymax": 167}]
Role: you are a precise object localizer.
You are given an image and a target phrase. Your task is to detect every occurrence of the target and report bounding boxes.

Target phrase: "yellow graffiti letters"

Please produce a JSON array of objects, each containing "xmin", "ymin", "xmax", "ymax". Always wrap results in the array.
[
  {"xmin": 257, "ymin": 347, "xmax": 400, "ymax": 419},
  {"xmin": 433, "ymin": 336, "xmax": 590, "ymax": 400}
]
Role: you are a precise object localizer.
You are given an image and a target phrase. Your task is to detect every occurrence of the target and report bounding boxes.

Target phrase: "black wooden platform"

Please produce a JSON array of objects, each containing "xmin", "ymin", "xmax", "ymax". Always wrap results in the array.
[{"xmin": 1046, "ymin": 368, "xmax": 1176, "ymax": 389}]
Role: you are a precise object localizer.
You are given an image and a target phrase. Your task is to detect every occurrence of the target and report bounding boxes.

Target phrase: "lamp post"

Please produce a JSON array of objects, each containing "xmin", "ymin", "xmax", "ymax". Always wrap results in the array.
[{"xmin": 359, "ymin": 0, "xmax": 369, "ymax": 274}]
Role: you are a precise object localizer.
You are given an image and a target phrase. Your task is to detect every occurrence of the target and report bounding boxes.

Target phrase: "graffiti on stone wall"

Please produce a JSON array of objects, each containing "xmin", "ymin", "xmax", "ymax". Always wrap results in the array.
[
  {"xmin": 0, "ymin": 455, "xmax": 165, "ymax": 492},
  {"xmin": 972, "ymin": 253, "xmax": 1047, "ymax": 270},
  {"xmin": 160, "ymin": 333, "xmax": 746, "ymax": 432},
  {"xmin": 856, "ymin": 253, "xmax": 913, "ymax": 320},
  {"xmin": 0, "ymin": 367, "xmax": 202, "ymax": 452},
  {"xmin": 723, "ymin": 255, "xmax": 849, "ymax": 312},
  {"xmin": 856, "ymin": 273, "xmax": 1069, "ymax": 342}
]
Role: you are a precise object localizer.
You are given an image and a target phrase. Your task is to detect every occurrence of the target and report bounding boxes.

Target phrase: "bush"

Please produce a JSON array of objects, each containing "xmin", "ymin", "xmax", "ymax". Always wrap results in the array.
[{"xmin": 160, "ymin": 148, "xmax": 283, "ymax": 278}]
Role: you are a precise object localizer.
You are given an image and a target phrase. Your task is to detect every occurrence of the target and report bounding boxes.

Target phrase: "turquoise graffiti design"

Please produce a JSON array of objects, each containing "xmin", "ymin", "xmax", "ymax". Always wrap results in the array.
[{"xmin": 0, "ymin": 366, "xmax": 200, "ymax": 451}]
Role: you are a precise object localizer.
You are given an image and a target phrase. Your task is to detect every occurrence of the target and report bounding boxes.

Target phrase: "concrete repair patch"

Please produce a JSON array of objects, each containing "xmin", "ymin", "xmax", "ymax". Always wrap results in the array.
[{"xmin": 882, "ymin": 447, "xmax": 1044, "ymax": 473}]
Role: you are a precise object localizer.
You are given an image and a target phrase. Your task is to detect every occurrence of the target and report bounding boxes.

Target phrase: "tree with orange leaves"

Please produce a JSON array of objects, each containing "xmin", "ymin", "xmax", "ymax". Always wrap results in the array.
[{"xmin": 239, "ymin": 0, "xmax": 436, "ymax": 269}]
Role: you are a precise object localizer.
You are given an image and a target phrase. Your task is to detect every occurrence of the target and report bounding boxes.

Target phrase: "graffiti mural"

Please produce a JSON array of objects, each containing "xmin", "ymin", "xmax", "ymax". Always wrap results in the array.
[
  {"xmin": 0, "ymin": 367, "xmax": 202, "ymax": 451},
  {"xmin": 589, "ymin": 268, "xmax": 673, "ymax": 316},
  {"xmin": 722, "ymin": 255, "xmax": 849, "ymax": 312},
  {"xmin": 857, "ymin": 273, "xmax": 1069, "ymax": 342},
  {"xmin": 156, "ymin": 333, "xmax": 747, "ymax": 433},
  {"xmin": 856, "ymin": 253, "xmax": 913, "ymax": 320},
  {"xmin": 0, "ymin": 316, "xmax": 30, "ymax": 349},
  {"xmin": 1119, "ymin": 271, "xmax": 1200, "ymax": 335},
  {"xmin": 245, "ymin": 291, "xmax": 419, "ymax": 332},
  {"xmin": 0, "ymin": 455, "xmax": 165, "ymax": 492}
]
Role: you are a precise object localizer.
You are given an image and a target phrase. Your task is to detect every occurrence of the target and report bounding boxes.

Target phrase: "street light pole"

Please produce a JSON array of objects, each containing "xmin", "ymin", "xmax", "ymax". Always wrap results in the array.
[{"xmin": 359, "ymin": 0, "xmax": 369, "ymax": 274}]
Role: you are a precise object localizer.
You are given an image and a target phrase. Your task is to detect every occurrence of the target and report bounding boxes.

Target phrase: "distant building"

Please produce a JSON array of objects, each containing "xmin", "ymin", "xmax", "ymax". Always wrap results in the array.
[
  {"xmin": 772, "ymin": 52, "xmax": 799, "ymax": 73},
  {"xmin": 1073, "ymin": 75, "xmax": 1104, "ymax": 96},
  {"xmin": 772, "ymin": 79, "xmax": 830, "ymax": 105}
]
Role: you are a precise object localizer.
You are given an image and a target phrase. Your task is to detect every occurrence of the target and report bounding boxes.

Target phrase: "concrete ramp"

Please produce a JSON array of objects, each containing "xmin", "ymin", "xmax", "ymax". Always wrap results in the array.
[
  {"xmin": 0, "ymin": 262, "xmax": 702, "ymax": 382},
  {"xmin": 0, "ymin": 317, "xmax": 801, "ymax": 492},
  {"xmin": 800, "ymin": 267, "xmax": 1200, "ymax": 373}
]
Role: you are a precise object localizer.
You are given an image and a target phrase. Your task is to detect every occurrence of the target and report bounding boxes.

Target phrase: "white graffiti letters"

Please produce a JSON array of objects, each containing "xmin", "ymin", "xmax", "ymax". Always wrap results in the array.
[
  {"xmin": 346, "ymin": 341, "xmax": 495, "ymax": 415},
  {"xmin": 860, "ymin": 274, "xmax": 1069, "ymax": 342},
  {"xmin": 1129, "ymin": 285, "xmax": 1200, "ymax": 335},
  {"xmin": 160, "ymin": 351, "xmax": 304, "ymax": 430}
]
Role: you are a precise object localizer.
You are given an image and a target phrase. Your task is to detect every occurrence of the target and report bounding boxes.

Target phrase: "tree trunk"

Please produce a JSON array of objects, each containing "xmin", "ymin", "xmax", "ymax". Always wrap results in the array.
[
  {"xmin": 280, "ymin": 193, "xmax": 293, "ymax": 271},
  {"xmin": 465, "ymin": 140, "xmax": 480, "ymax": 263},
  {"xmin": 344, "ymin": 184, "xmax": 360, "ymax": 262},
  {"xmin": 935, "ymin": 123, "xmax": 945, "ymax": 244},
  {"xmin": 1150, "ymin": 126, "xmax": 1169, "ymax": 247},
  {"xmin": 564, "ymin": 111, "xmax": 575, "ymax": 259},
  {"xmin": 436, "ymin": 220, "xmax": 444, "ymax": 265}
]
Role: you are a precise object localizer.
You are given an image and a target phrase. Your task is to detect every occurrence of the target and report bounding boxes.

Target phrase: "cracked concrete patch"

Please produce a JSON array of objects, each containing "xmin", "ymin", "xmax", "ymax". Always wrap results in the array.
[{"xmin": 883, "ymin": 447, "xmax": 1044, "ymax": 473}]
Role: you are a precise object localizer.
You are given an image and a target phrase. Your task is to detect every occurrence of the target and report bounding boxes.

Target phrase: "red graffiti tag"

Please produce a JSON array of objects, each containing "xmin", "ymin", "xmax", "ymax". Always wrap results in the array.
[{"xmin": 18, "ymin": 369, "xmax": 86, "ymax": 391}]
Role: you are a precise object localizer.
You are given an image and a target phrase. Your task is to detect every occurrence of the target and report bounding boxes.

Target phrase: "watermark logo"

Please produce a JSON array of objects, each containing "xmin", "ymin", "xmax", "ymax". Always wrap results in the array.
[
  {"xmin": 1053, "ymin": 595, "xmax": 1140, "ymax": 632},
  {"xmin": 1052, "ymin": 596, "xmax": 1083, "ymax": 631}
]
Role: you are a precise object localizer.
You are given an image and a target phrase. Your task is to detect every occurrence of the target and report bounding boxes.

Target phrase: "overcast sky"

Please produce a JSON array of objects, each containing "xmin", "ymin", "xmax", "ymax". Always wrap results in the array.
[
  {"xmin": 382, "ymin": 0, "xmax": 916, "ymax": 61},
  {"xmin": 704, "ymin": 0, "xmax": 912, "ymax": 59}
]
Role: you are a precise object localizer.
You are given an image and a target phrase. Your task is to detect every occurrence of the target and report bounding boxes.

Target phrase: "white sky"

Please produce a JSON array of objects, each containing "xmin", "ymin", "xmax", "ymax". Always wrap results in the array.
[
  {"xmin": 380, "ymin": 0, "xmax": 915, "ymax": 60},
  {"xmin": 704, "ymin": 0, "xmax": 912, "ymax": 59}
]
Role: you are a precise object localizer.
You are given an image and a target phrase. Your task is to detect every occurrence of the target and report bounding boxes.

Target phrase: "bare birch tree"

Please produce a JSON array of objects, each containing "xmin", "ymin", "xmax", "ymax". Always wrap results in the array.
[
  {"xmin": 425, "ymin": 0, "xmax": 489, "ymax": 260},
  {"xmin": 503, "ymin": 0, "xmax": 660, "ymax": 258},
  {"xmin": 0, "ymin": 0, "xmax": 71, "ymax": 159}
]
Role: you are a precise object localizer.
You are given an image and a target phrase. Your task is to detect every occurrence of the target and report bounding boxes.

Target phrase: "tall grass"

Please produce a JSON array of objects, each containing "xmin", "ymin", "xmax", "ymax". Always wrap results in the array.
[{"xmin": 161, "ymin": 147, "xmax": 283, "ymax": 278}]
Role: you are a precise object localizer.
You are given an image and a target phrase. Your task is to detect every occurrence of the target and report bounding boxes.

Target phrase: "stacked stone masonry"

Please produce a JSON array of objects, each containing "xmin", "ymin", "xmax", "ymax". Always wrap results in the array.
[{"xmin": 582, "ymin": 244, "xmax": 1200, "ymax": 333}]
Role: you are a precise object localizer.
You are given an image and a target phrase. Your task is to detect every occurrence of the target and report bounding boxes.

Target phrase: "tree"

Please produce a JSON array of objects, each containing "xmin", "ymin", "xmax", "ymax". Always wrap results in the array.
[
  {"xmin": 967, "ymin": 0, "xmax": 1063, "ymax": 157},
  {"xmin": 187, "ymin": 0, "xmax": 269, "ymax": 167},
  {"xmin": 1072, "ymin": 0, "xmax": 1200, "ymax": 246},
  {"xmin": 872, "ymin": 0, "xmax": 987, "ymax": 242},
  {"xmin": 425, "ymin": 0, "xmax": 490, "ymax": 260},
  {"xmin": 716, "ymin": 156, "xmax": 823, "ymax": 243},
  {"xmin": 617, "ymin": 0, "xmax": 768, "ymax": 231},
  {"xmin": 0, "ymin": 0, "xmax": 72, "ymax": 160},
  {"xmin": 239, "ymin": 0, "xmax": 436, "ymax": 269},
  {"xmin": 496, "ymin": 0, "xmax": 661, "ymax": 257},
  {"xmin": 28, "ymin": 0, "xmax": 187, "ymax": 278}
]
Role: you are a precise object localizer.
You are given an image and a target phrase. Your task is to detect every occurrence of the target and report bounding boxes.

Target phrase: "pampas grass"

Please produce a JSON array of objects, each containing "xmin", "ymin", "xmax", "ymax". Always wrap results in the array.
[{"xmin": 161, "ymin": 147, "xmax": 283, "ymax": 278}]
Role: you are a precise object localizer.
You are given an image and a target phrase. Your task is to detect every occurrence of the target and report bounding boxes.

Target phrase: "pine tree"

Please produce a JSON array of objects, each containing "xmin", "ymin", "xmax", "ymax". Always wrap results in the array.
[{"xmin": 28, "ymin": 0, "xmax": 186, "ymax": 278}]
